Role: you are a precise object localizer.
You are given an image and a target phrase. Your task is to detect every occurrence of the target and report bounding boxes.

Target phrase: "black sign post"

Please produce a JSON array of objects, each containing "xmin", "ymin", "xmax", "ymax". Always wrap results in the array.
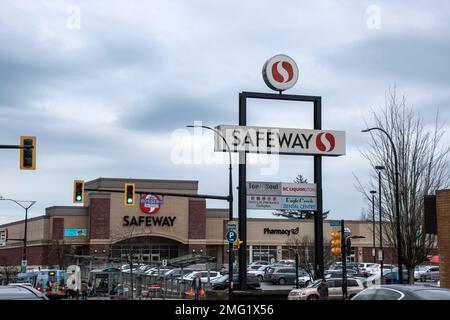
[{"xmin": 238, "ymin": 91, "xmax": 324, "ymax": 290}]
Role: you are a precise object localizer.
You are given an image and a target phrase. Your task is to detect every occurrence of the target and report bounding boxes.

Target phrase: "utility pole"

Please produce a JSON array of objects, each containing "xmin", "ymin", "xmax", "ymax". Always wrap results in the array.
[
  {"xmin": 341, "ymin": 220, "xmax": 347, "ymax": 300},
  {"xmin": 370, "ymin": 190, "xmax": 377, "ymax": 263}
]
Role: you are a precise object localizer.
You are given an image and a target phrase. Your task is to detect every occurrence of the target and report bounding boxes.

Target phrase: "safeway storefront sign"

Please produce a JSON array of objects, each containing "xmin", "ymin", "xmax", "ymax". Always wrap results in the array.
[{"xmin": 215, "ymin": 125, "xmax": 345, "ymax": 156}]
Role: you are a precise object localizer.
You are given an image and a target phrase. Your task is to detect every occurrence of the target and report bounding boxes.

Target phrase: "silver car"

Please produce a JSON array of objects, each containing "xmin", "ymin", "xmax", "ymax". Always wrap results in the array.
[
  {"xmin": 0, "ymin": 285, "xmax": 49, "ymax": 300},
  {"xmin": 288, "ymin": 278, "xmax": 365, "ymax": 300}
]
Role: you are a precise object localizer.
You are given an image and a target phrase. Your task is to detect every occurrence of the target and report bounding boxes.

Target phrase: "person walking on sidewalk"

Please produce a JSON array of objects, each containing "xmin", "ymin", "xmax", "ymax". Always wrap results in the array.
[
  {"xmin": 80, "ymin": 280, "xmax": 88, "ymax": 300},
  {"xmin": 191, "ymin": 273, "xmax": 203, "ymax": 300},
  {"xmin": 317, "ymin": 278, "xmax": 329, "ymax": 300}
]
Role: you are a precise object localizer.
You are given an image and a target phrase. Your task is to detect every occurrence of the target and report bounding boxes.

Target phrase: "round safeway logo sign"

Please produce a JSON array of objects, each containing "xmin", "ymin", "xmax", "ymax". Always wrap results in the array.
[
  {"xmin": 140, "ymin": 194, "xmax": 163, "ymax": 214},
  {"xmin": 262, "ymin": 54, "xmax": 299, "ymax": 92}
]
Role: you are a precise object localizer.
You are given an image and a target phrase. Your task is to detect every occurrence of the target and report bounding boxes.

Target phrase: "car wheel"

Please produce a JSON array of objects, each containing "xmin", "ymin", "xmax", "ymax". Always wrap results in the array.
[
  {"xmin": 257, "ymin": 275, "xmax": 263, "ymax": 282},
  {"xmin": 307, "ymin": 295, "xmax": 319, "ymax": 300},
  {"xmin": 278, "ymin": 278, "xmax": 286, "ymax": 285}
]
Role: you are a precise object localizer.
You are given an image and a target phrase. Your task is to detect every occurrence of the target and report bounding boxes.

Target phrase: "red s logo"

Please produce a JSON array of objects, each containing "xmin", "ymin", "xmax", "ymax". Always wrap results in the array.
[
  {"xmin": 316, "ymin": 132, "xmax": 335, "ymax": 152},
  {"xmin": 271, "ymin": 61, "xmax": 294, "ymax": 83}
]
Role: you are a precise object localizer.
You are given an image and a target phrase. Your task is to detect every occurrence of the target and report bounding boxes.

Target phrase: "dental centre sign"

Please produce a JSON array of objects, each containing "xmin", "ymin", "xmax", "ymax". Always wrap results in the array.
[{"xmin": 215, "ymin": 125, "xmax": 345, "ymax": 156}]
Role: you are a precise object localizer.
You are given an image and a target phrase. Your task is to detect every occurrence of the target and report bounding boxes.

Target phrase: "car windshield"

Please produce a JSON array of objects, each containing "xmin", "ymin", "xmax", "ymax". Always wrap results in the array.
[
  {"xmin": 257, "ymin": 266, "xmax": 267, "ymax": 271},
  {"xmin": 307, "ymin": 279, "xmax": 321, "ymax": 288},
  {"xmin": 413, "ymin": 289, "xmax": 450, "ymax": 300}
]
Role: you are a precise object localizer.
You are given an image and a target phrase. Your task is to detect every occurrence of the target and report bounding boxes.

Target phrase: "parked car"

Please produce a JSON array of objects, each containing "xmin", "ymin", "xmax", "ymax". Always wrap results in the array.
[
  {"xmin": 418, "ymin": 266, "xmax": 439, "ymax": 282},
  {"xmin": 351, "ymin": 285, "xmax": 450, "ymax": 300},
  {"xmin": 325, "ymin": 269, "xmax": 358, "ymax": 279},
  {"xmin": 0, "ymin": 285, "xmax": 49, "ymax": 300},
  {"xmin": 297, "ymin": 270, "xmax": 313, "ymax": 287},
  {"xmin": 211, "ymin": 274, "xmax": 261, "ymax": 290},
  {"xmin": 183, "ymin": 271, "xmax": 222, "ymax": 283},
  {"xmin": 358, "ymin": 263, "xmax": 379, "ymax": 276},
  {"xmin": 249, "ymin": 261, "xmax": 268, "ymax": 267},
  {"xmin": 264, "ymin": 266, "xmax": 300, "ymax": 285},
  {"xmin": 164, "ymin": 268, "xmax": 195, "ymax": 279},
  {"xmin": 288, "ymin": 278, "xmax": 364, "ymax": 300},
  {"xmin": 248, "ymin": 265, "xmax": 268, "ymax": 282},
  {"xmin": 144, "ymin": 268, "xmax": 171, "ymax": 276},
  {"xmin": 383, "ymin": 270, "xmax": 409, "ymax": 284},
  {"xmin": 420, "ymin": 270, "xmax": 440, "ymax": 282}
]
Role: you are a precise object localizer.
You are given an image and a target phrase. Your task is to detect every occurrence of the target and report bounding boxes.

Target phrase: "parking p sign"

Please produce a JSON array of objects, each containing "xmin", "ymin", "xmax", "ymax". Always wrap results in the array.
[{"xmin": 226, "ymin": 230, "xmax": 237, "ymax": 243}]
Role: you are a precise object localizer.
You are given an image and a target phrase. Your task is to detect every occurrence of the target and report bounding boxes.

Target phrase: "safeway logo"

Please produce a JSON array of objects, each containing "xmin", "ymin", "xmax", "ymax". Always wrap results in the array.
[
  {"xmin": 140, "ymin": 194, "xmax": 163, "ymax": 214},
  {"xmin": 262, "ymin": 54, "xmax": 299, "ymax": 92},
  {"xmin": 272, "ymin": 61, "xmax": 294, "ymax": 83},
  {"xmin": 316, "ymin": 132, "xmax": 336, "ymax": 152}
]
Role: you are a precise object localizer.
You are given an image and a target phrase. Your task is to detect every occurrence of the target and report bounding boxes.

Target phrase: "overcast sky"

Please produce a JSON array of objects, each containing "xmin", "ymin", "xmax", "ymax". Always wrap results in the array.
[{"xmin": 1, "ymin": 0, "xmax": 449, "ymax": 224}]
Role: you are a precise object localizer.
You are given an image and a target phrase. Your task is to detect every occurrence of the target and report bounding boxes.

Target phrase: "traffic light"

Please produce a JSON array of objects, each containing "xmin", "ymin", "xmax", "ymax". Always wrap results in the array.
[
  {"xmin": 124, "ymin": 183, "xmax": 135, "ymax": 206},
  {"xmin": 73, "ymin": 180, "xmax": 84, "ymax": 203},
  {"xmin": 233, "ymin": 239, "xmax": 243, "ymax": 250},
  {"xmin": 331, "ymin": 231, "xmax": 341, "ymax": 255},
  {"xmin": 345, "ymin": 237, "xmax": 352, "ymax": 256},
  {"xmin": 20, "ymin": 136, "xmax": 36, "ymax": 170}
]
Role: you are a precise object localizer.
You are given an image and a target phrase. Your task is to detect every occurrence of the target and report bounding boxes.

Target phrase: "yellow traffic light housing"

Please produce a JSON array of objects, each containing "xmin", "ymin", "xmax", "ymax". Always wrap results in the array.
[
  {"xmin": 124, "ymin": 183, "xmax": 135, "ymax": 206},
  {"xmin": 331, "ymin": 231, "xmax": 342, "ymax": 255},
  {"xmin": 234, "ymin": 239, "xmax": 243, "ymax": 250},
  {"xmin": 73, "ymin": 180, "xmax": 84, "ymax": 203},
  {"xmin": 20, "ymin": 136, "xmax": 36, "ymax": 170}
]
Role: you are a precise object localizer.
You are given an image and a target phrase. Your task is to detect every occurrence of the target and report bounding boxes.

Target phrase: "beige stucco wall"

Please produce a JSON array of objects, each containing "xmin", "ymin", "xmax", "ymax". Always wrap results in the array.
[
  {"xmin": 206, "ymin": 218, "xmax": 225, "ymax": 244},
  {"xmin": 109, "ymin": 191, "xmax": 192, "ymax": 244},
  {"xmin": 2, "ymin": 217, "xmax": 49, "ymax": 246}
]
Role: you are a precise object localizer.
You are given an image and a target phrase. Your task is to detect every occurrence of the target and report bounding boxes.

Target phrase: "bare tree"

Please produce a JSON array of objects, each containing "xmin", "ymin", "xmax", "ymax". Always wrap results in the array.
[
  {"xmin": 357, "ymin": 87, "xmax": 450, "ymax": 283},
  {"xmin": 48, "ymin": 239, "xmax": 75, "ymax": 270},
  {"xmin": 273, "ymin": 174, "xmax": 329, "ymax": 219},
  {"xmin": 0, "ymin": 257, "xmax": 19, "ymax": 285},
  {"xmin": 285, "ymin": 234, "xmax": 335, "ymax": 280}
]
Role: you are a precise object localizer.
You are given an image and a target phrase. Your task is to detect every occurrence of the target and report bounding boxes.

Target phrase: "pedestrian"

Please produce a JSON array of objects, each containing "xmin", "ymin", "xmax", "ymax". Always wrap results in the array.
[
  {"xmin": 317, "ymin": 278, "xmax": 329, "ymax": 300},
  {"xmin": 80, "ymin": 280, "xmax": 88, "ymax": 300},
  {"xmin": 191, "ymin": 273, "xmax": 202, "ymax": 300}
]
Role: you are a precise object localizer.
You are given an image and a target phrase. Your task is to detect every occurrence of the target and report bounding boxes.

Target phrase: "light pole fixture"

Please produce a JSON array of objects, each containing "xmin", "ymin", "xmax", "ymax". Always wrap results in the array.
[
  {"xmin": 375, "ymin": 165, "xmax": 385, "ymax": 282},
  {"xmin": 369, "ymin": 190, "xmax": 377, "ymax": 263},
  {"xmin": 186, "ymin": 124, "xmax": 234, "ymax": 299},
  {"xmin": 0, "ymin": 196, "xmax": 36, "ymax": 271},
  {"xmin": 362, "ymin": 127, "xmax": 403, "ymax": 283}
]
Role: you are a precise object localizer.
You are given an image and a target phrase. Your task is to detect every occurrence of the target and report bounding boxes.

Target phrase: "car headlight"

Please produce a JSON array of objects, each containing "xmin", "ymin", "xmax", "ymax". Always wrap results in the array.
[{"xmin": 290, "ymin": 291, "xmax": 300, "ymax": 296}]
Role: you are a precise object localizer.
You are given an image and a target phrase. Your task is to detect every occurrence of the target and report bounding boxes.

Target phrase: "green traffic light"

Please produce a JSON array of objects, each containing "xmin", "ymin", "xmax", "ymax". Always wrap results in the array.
[
  {"xmin": 127, "ymin": 198, "xmax": 133, "ymax": 204},
  {"xmin": 76, "ymin": 195, "xmax": 82, "ymax": 201}
]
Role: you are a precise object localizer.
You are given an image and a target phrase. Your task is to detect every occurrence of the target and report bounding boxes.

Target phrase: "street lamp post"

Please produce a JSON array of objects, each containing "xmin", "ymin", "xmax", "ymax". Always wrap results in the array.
[
  {"xmin": 186, "ymin": 124, "xmax": 234, "ymax": 300},
  {"xmin": 0, "ymin": 197, "xmax": 36, "ymax": 271},
  {"xmin": 375, "ymin": 165, "xmax": 385, "ymax": 282},
  {"xmin": 362, "ymin": 127, "xmax": 403, "ymax": 284},
  {"xmin": 370, "ymin": 190, "xmax": 377, "ymax": 263}
]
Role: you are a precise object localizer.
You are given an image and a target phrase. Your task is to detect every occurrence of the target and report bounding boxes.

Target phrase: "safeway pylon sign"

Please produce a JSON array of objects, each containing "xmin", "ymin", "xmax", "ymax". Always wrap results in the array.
[{"xmin": 215, "ymin": 124, "xmax": 345, "ymax": 156}]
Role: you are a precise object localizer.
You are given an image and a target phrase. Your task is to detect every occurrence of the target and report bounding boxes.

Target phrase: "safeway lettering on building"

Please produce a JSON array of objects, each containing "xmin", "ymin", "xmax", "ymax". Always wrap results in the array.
[
  {"xmin": 123, "ymin": 215, "xmax": 176, "ymax": 227},
  {"xmin": 214, "ymin": 125, "xmax": 345, "ymax": 156}
]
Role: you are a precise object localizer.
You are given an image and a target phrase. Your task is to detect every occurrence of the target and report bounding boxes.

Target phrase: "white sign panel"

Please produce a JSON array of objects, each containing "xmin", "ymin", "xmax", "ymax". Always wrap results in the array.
[
  {"xmin": 262, "ymin": 54, "xmax": 299, "ymax": 92},
  {"xmin": 281, "ymin": 183, "xmax": 317, "ymax": 197},
  {"xmin": 215, "ymin": 125, "xmax": 345, "ymax": 156},
  {"xmin": 247, "ymin": 182, "xmax": 281, "ymax": 196},
  {"xmin": 247, "ymin": 196, "xmax": 282, "ymax": 210},
  {"xmin": 281, "ymin": 196, "xmax": 317, "ymax": 210}
]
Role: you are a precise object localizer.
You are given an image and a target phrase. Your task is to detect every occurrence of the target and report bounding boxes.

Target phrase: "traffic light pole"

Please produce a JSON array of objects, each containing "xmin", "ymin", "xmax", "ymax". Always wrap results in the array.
[
  {"xmin": 0, "ymin": 198, "xmax": 36, "ymax": 271},
  {"xmin": 341, "ymin": 219, "xmax": 347, "ymax": 300}
]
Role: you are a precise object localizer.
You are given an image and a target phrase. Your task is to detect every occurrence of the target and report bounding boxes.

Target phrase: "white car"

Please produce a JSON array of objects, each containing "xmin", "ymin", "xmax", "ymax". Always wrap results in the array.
[
  {"xmin": 358, "ymin": 263, "xmax": 379, "ymax": 275},
  {"xmin": 182, "ymin": 271, "xmax": 222, "ymax": 283},
  {"xmin": 298, "ymin": 273, "xmax": 313, "ymax": 287},
  {"xmin": 247, "ymin": 265, "xmax": 268, "ymax": 282},
  {"xmin": 414, "ymin": 265, "xmax": 438, "ymax": 281}
]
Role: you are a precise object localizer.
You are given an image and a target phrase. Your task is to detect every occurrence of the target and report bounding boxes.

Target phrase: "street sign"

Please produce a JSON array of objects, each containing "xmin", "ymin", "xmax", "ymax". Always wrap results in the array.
[
  {"xmin": 21, "ymin": 260, "xmax": 27, "ymax": 272},
  {"xmin": 227, "ymin": 221, "xmax": 237, "ymax": 231},
  {"xmin": 329, "ymin": 220, "xmax": 341, "ymax": 227},
  {"xmin": 0, "ymin": 228, "xmax": 7, "ymax": 247},
  {"xmin": 162, "ymin": 259, "xmax": 167, "ymax": 267},
  {"xmin": 215, "ymin": 125, "xmax": 346, "ymax": 156},
  {"xmin": 226, "ymin": 230, "xmax": 237, "ymax": 243}
]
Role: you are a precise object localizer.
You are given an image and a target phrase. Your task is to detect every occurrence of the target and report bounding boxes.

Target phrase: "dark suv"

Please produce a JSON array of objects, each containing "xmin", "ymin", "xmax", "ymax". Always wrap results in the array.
[{"xmin": 211, "ymin": 274, "xmax": 261, "ymax": 290}]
